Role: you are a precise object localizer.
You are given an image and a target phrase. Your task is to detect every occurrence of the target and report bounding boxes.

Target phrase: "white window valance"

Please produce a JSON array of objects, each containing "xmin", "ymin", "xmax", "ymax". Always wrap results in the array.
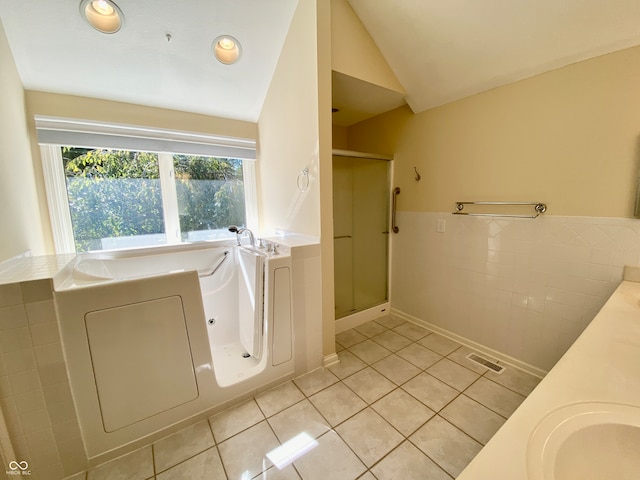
[{"xmin": 35, "ymin": 116, "xmax": 256, "ymax": 160}]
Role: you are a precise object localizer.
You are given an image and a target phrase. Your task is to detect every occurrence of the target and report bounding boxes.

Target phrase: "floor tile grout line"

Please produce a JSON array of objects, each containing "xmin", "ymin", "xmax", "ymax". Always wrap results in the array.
[
  {"xmin": 459, "ymin": 375, "xmax": 522, "ymax": 419},
  {"xmin": 153, "ymin": 444, "xmax": 220, "ymax": 477},
  {"xmin": 480, "ymin": 369, "xmax": 538, "ymax": 397},
  {"xmin": 405, "ymin": 434, "xmax": 456, "ymax": 479},
  {"xmin": 208, "ymin": 398, "xmax": 267, "ymax": 445},
  {"xmin": 433, "ymin": 413, "xmax": 487, "ymax": 448},
  {"xmin": 150, "ymin": 443, "xmax": 157, "ymax": 478}
]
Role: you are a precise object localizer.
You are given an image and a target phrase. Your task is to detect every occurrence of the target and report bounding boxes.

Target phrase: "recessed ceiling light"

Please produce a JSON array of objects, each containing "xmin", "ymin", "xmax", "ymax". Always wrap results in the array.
[
  {"xmin": 213, "ymin": 35, "xmax": 241, "ymax": 65},
  {"xmin": 80, "ymin": 0, "xmax": 124, "ymax": 34}
]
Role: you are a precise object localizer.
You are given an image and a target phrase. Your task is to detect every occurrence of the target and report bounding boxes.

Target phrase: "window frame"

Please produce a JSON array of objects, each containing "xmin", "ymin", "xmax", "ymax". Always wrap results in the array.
[{"xmin": 41, "ymin": 142, "xmax": 258, "ymax": 255}]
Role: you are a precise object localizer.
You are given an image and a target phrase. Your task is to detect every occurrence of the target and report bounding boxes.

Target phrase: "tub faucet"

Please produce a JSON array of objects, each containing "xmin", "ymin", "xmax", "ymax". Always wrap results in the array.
[{"xmin": 228, "ymin": 225, "xmax": 256, "ymax": 247}]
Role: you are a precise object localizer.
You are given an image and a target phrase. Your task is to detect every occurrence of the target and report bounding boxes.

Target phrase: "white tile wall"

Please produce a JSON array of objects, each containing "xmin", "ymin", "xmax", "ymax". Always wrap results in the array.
[
  {"xmin": 0, "ymin": 280, "xmax": 87, "ymax": 479},
  {"xmin": 391, "ymin": 212, "xmax": 640, "ymax": 371}
]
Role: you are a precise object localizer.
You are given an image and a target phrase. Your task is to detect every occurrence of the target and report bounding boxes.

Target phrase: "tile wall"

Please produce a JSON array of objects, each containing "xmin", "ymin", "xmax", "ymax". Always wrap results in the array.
[
  {"xmin": 391, "ymin": 212, "xmax": 640, "ymax": 371},
  {"xmin": 0, "ymin": 280, "xmax": 86, "ymax": 479}
]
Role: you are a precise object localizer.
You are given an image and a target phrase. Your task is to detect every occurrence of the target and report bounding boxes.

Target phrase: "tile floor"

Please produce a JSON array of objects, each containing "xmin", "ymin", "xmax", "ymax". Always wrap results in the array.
[{"xmin": 68, "ymin": 317, "xmax": 541, "ymax": 480}]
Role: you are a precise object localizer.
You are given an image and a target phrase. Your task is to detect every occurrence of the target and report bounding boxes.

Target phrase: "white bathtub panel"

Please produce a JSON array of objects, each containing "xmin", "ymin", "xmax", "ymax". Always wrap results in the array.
[
  {"xmin": 55, "ymin": 270, "xmax": 216, "ymax": 458},
  {"xmin": 272, "ymin": 267, "xmax": 292, "ymax": 366},
  {"xmin": 85, "ymin": 296, "xmax": 198, "ymax": 432}
]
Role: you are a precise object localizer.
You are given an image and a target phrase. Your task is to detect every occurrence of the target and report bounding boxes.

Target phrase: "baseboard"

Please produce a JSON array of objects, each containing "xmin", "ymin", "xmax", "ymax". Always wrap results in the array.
[
  {"xmin": 323, "ymin": 352, "xmax": 340, "ymax": 368},
  {"xmin": 390, "ymin": 308, "xmax": 548, "ymax": 379},
  {"xmin": 335, "ymin": 302, "xmax": 391, "ymax": 334}
]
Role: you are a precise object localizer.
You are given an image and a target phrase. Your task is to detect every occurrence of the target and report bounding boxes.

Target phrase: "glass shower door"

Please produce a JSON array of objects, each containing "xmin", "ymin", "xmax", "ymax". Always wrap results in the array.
[{"xmin": 333, "ymin": 154, "xmax": 390, "ymax": 319}]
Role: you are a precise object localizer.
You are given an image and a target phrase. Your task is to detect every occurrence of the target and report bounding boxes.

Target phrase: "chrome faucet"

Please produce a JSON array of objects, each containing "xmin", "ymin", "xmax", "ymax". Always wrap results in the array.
[{"xmin": 228, "ymin": 225, "xmax": 256, "ymax": 247}]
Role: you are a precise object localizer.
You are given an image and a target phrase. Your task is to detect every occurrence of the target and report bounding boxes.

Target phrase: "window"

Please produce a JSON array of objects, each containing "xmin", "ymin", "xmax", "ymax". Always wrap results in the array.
[{"xmin": 37, "ymin": 117, "xmax": 257, "ymax": 254}]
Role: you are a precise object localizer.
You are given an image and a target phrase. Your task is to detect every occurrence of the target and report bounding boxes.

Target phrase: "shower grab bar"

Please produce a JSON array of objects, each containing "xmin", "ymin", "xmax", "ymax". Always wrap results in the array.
[
  {"xmin": 392, "ymin": 187, "xmax": 401, "ymax": 233},
  {"xmin": 453, "ymin": 201, "xmax": 547, "ymax": 219},
  {"xmin": 333, "ymin": 235, "xmax": 352, "ymax": 239}
]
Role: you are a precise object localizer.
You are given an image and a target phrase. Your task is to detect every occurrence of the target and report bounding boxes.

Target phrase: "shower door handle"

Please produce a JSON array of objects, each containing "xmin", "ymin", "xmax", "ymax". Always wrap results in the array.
[{"xmin": 392, "ymin": 187, "xmax": 400, "ymax": 233}]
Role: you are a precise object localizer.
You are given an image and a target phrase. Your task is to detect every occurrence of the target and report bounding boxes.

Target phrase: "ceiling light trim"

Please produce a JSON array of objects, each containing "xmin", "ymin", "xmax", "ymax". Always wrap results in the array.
[
  {"xmin": 213, "ymin": 35, "xmax": 242, "ymax": 65},
  {"xmin": 80, "ymin": 0, "xmax": 124, "ymax": 34}
]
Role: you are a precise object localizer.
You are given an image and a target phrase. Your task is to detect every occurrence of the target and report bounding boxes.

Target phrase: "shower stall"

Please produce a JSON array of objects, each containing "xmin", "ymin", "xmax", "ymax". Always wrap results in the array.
[{"xmin": 332, "ymin": 150, "xmax": 393, "ymax": 327}]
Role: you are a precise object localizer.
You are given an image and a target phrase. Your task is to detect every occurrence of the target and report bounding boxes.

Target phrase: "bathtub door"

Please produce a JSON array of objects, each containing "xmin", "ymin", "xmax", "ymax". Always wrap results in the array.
[{"xmin": 237, "ymin": 248, "xmax": 265, "ymax": 359}]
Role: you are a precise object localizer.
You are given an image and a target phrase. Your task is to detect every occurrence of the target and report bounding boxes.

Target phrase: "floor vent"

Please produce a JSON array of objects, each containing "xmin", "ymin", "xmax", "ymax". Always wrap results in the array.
[{"xmin": 466, "ymin": 353, "xmax": 505, "ymax": 374}]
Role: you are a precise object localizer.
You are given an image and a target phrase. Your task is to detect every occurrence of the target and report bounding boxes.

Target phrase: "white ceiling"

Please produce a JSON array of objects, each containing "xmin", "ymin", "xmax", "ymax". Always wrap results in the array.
[
  {"xmin": 347, "ymin": 0, "xmax": 640, "ymax": 113},
  {"xmin": 0, "ymin": 0, "xmax": 298, "ymax": 123},
  {"xmin": 4, "ymin": 1, "xmax": 640, "ymax": 126}
]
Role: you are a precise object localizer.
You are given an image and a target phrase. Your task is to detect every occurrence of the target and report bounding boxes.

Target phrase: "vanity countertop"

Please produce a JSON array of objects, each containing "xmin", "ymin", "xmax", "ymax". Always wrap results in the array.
[{"xmin": 458, "ymin": 276, "xmax": 640, "ymax": 479}]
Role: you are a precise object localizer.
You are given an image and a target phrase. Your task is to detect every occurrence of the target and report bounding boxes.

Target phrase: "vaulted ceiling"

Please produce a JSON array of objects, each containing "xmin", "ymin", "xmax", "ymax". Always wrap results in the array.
[
  {"xmin": 2, "ymin": 0, "xmax": 640, "ymax": 125},
  {"xmin": 348, "ymin": 0, "xmax": 640, "ymax": 114}
]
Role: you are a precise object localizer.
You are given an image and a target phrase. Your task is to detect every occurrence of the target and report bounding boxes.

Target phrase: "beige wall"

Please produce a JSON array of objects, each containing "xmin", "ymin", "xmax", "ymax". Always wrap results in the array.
[
  {"xmin": 317, "ymin": 0, "xmax": 336, "ymax": 360},
  {"xmin": 24, "ymin": 91, "xmax": 257, "ymax": 254},
  {"xmin": 0, "ymin": 22, "xmax": 46, "ymax": 261},
  {"xmin": 348, "ymin": 45, "xmax": 640, "ymax": 218},
  {"xmin": 330, "ymin": 0, "xmax": 404, "ymax": 94},
  {"xmin": 332, "ymin": 124, "xmax": 348, "ymax": 149},
  {"xmin": 257, "ymin": 0, "xmax": 321, "ymax": 237}
]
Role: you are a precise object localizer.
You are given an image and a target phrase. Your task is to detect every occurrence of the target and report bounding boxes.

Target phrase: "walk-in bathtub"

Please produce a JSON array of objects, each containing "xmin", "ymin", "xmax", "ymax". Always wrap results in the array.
[{"xmin": 53, "ymin": 241, "xmax": 294, "ymax": 459}]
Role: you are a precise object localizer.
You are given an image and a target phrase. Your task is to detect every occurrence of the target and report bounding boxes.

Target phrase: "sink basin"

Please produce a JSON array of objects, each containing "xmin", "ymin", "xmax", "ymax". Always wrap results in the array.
[{"xmin": 527, "ymin": 402, "xmax": 640, "ymax": 480}]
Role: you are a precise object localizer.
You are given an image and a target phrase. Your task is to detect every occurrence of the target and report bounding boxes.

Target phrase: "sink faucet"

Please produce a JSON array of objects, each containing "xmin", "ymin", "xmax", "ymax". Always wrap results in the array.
[{"xmin": 228, "ymin": 225, "xmax": 255, "ymax": 247}]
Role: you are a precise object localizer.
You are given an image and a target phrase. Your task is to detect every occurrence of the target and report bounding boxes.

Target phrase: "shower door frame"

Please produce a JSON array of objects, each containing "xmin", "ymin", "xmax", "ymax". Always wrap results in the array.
[{"xmin": 332, "ymin": 149, "xmax": 395, "ymax": 334}]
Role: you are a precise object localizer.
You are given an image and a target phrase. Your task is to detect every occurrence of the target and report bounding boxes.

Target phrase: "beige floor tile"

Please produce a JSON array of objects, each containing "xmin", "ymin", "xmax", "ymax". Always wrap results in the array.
[
  {"xmin": 410, "ymin": 416, "xmax": 482, "ymax": 478},
  {"xmin": 371, "ymin": 389, "xmax": 435, "ymax": 436},
  {"xmin": 293, "ymin": 368, "xmax": 339, "ymax": 396},
  {"xmin": 348, "ymin": 340, "xmax": 392, "ymax": 364},
  {"xmin": 155, "ymin": 447, "xmax": 225, "ymax": 480},
  {"xmin": 87, "ymin": 447, "xmax": 153, "ymax": 480},
  {"xmin": 464, "ymin": 377, "xmax": 525, "ymax": 418},
  {"xmin": 370, "ymin": 330, "xmax": 412, "ymax": 352},
  {"xmin": 371, "ymin": 354, "xmax": 421, "ymax": 385},
  {"xmin": 446, "ymin": 346, "xmax": 493, "ymax": 374},
  {"xmin": 342, "ymin": 368, "xmax": 396, "ymax": 404},
  {"xmin": 427, "ymin": 358, "xmax": 480, "ymax": 391},
  {"xmin": 336, "ymin": 408, "xmax": 403, "ymax": 467},
  {"xmin": 336, "ymin": 342, "xmax": 345, "ymax": 352},
  {"xmin": 64, "ymin": 473, "xmax": 86, "ymax": 480},
  {"xmin": 418, "ymin": 334, "xmax": 461, "ymax": 356},
  {"xmin": 293, "ymin": 431, "xmax": 366, "ymax": 480},
  {"xmin": 328, "ymin": 350, "xmax": 367, "ymax": 379},
  {"xmin": 308, "ymin": 382, "xmax": 366, "ymax": 426},
  {"xmin": 402, "ymin": 373, "xmax": 458, "ymax": 412},
  {"xmin": 268, "ymin": 399, "xmax": 330, "ymax": 442},
  {"xmin": 256, "ymin": 381, "xmax": 305, "ymax": 418},
  {"xmin": 153, "ymin": 420, "xmax": 214, "ymax": 473},
  {"xmin": 218, "ymin": 421, "xmax": 279, "ymax": 479},
  {"xmin": 440, "ymin": 394, "xmax": 506, "ymax": 444},
  {"xmin": 371, "ymin": 441, "xmax": 452, "ymax": 480},
  {"xmin": 392, "ymin": 323, "xmax": 431, "ymax": 341},
  {"xmin": 374, "ymin": 316, "xmax": 405, "ymax": 329},
  {"xmin": 396, "ymin": 343, "xmax": 443, "ymax": 370},
  {"xmin": 356, "ymin": 472, "xmax": 376, "ymax": 480},
  {"xmin": 254, "ymin": 465, "xmax": 301, "ymax": 479},
  {"xmin": 336, "ymin": 329, "xmax": 367, "ymax": 348},
  {"xmin": 354, "ymin": 321, "xmax": 388, "ymax": 338},
  {"xmin": 484, "ymin": 366, "xmax": 541, "ymax": 396},
  {"xmin": 209, "ymin": 399, "xmax": 264, "ymax": 443}
]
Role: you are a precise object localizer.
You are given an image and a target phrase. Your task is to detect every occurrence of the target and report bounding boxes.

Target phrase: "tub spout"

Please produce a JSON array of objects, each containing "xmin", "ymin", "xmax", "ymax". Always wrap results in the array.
[{"xmin": 228, "ymin": 225, "xmax": 256, "ymax": 247}]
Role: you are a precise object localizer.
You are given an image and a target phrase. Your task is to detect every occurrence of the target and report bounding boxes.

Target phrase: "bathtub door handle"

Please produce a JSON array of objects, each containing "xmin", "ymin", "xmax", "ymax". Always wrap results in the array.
[{"xmin": 391, "ymin": 187, "xmax": 400, "ymax": 233}]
